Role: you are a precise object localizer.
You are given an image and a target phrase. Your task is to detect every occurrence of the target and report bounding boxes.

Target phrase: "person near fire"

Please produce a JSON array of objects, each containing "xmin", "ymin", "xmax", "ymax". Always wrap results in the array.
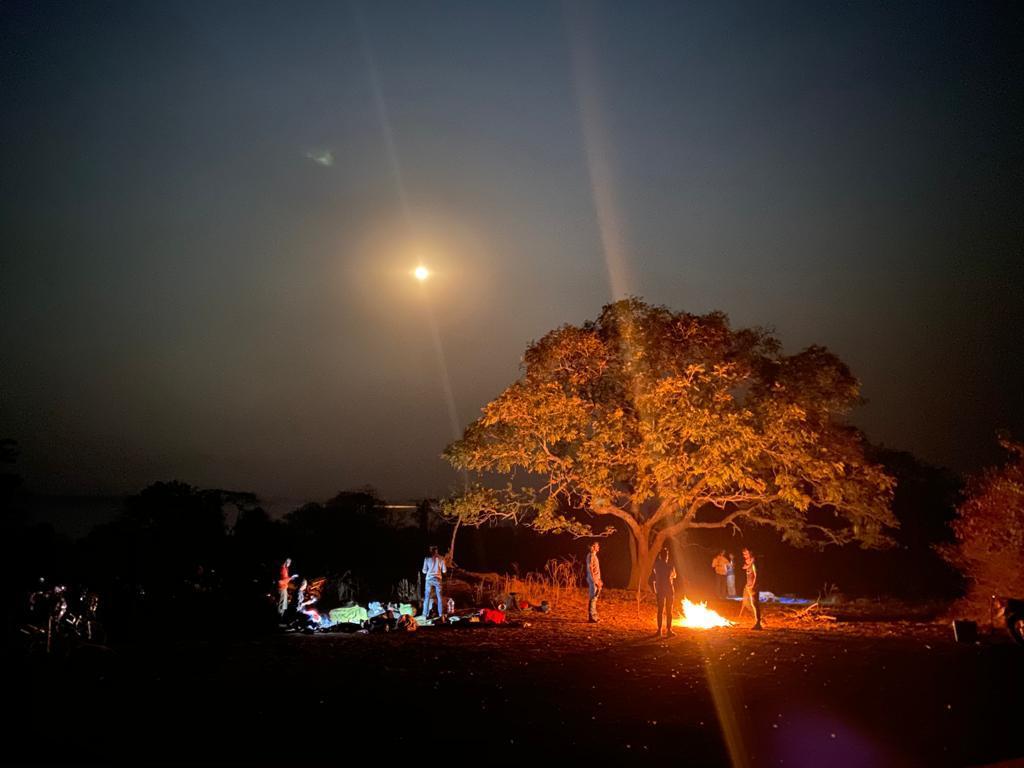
[
  {"xmin": 711, "ymin": 550, "xmax": 729, "ymax": 598},
  {"xmin": 648, "ymin": 546, "xmax": 678, "ymax": 637},
  {"xmin": 740, "ymin": 547, "xmax": 763, "ymax": 630},
  {"xmin": 726, "ymin": 553, "xmax": 737, "ymax": 597}
]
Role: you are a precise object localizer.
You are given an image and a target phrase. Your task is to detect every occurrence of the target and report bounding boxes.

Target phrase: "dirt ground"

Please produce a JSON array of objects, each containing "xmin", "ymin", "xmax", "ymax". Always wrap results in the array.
[{"xmin": 6, "ymin": 590, "xmax": 1023, "ymax": 767}]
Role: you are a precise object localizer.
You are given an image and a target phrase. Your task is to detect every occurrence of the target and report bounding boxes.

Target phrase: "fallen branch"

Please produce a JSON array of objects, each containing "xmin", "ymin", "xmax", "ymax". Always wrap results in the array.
[{"xmin": 788, "ymin": 601, "xmax": 837, "ymax": 623}]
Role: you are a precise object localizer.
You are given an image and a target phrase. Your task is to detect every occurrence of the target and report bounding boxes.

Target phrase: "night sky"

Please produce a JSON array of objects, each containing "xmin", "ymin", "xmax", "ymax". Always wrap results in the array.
[{"xmin": 2, "ymin": 1, "xmax": 1022, "ymax": 512}]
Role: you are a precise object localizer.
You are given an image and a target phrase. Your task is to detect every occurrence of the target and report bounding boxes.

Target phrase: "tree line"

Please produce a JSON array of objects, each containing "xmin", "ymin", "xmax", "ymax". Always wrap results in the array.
[{"xmin": 2, "ymin": 299, "xmax": 1019, "ymax": 631}]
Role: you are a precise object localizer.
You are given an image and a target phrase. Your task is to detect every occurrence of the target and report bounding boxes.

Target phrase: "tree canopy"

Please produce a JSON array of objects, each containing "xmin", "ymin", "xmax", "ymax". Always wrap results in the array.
[
  {"xmin": 443, "ymin": 299, "xmax": 896, "ymax": 587},
  {"xmin": 940, "ymin": 436, "xmax": 1024, "ymax": 615}
]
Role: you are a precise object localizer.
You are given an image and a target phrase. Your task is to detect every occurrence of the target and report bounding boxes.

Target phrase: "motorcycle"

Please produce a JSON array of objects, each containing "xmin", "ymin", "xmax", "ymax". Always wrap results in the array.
[{"xmin": 20, "ymin": 584, "xmax": 105, "ymax": 655}]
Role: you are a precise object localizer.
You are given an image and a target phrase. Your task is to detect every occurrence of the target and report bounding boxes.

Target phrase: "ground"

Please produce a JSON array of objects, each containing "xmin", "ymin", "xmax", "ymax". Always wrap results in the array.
[{"xmin": 6, "ymin": 590, "xmax": 1023, "ymax": 767}]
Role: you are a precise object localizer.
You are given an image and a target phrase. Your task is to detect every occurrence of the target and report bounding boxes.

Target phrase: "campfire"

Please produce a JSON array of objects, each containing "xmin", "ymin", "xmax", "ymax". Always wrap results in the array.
[{"xmin": 677, "ymin": 597, "xmax": 734, "ymax": 629}]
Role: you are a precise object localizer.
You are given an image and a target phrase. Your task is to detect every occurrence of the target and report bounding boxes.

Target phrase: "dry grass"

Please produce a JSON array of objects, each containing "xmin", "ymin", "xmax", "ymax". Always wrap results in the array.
[{"xmin": 501, "ymin": 557, "xmax": 582, "ymax": 607}]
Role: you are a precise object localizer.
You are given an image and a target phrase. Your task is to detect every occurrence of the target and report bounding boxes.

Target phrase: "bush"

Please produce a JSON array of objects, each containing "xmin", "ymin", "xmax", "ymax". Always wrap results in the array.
[{"xmin": 940, "ymin": 438, "xmax": 1024, "ymax": 618}]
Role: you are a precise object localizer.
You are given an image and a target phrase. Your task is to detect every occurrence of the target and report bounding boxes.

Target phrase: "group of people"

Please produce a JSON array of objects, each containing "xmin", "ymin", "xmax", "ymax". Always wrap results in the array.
[
  {"xmin": 712, "ymin": 548, "xmax": 762, "ymax": 630},
  {"xmin": 585, "ymin": 541, "xmax": 764, "ymax": 632},
  {"xmin": 275, "ymin": 546, "xmax": 450, "ymax": 623},
  {"xmin": 589, "ymin": 541, "xmax": 677, "ymax": 636},
  {"xmin": 276, "ymin": 558, "xmax": 323, "ymax": 626},
  {"xmin": 277, "ymin": 541, "xmax": 763, "ymax": 634}
]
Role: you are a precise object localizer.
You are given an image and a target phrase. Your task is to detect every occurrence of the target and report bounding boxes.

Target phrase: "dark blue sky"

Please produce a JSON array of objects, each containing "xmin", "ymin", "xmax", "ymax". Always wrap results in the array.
[{"xmin": 2, "ymin": 1, "xmax": 1022, "ymax": 508}]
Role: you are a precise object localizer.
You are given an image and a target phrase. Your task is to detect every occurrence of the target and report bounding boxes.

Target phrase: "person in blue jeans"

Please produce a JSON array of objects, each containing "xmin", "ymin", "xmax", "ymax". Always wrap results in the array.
[
  {"xmin": 726, "ymin": 553, "xmax": 737, "ymax": 598},
  {"xmin": 586, "ymin": 541, "xmax": 603, "ymax": 623},
  {"xmin": 421, "ymin": 545, "xmax": 447, "ymax": 619}
]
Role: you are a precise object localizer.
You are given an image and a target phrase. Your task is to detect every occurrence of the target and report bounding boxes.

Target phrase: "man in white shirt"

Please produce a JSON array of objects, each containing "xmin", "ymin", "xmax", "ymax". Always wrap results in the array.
[
  {"xmin": 711, "ymin": 551, "xmax": 729, "ymax": 598},
  {"xmin": 421, "ymin": 545, "xmax": 447, "ymax": 619}
]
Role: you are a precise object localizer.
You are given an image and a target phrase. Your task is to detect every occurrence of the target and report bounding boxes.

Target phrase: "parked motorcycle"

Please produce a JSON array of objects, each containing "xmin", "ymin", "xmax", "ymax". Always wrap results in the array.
[{"xmin": 20, "ymin": 583, "xmax": 105, "ymax": 655}]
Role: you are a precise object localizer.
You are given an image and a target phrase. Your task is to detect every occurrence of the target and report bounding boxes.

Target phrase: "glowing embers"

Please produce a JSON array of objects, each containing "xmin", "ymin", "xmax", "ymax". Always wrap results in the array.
[{"xmin": 677, "ymin": 597, "xmax": 734, "ymax": 629}]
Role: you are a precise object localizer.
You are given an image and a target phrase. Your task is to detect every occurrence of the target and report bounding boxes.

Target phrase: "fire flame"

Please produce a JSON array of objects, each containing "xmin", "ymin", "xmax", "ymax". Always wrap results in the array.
[{"xmin": 677, "ymin": 597, "xmax": 734, "ymax": 629}]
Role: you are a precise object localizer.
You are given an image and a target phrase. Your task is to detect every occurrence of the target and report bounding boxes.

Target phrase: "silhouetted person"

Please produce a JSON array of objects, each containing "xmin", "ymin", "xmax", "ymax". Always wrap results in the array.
[
  {"xmin": 739, "ymin": 548, "xmax": 762, "ymax": 630},
  {"xmin": 586, "ymin": 541, "xmax": 603, "ymax": 623},
  {"xmin": 648, "ymin": 547, "xmax": 677, "ymax": 637},
  {"xmin": 421, "ymin": 546, "xmax": 446, "ymax": 619}
]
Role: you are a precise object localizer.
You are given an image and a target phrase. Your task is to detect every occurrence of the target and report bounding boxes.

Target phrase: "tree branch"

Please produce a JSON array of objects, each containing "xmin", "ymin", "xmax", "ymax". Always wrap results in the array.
[{"xmin": 592, "ymin": 501, "xmax": 643, "ymax": 539}]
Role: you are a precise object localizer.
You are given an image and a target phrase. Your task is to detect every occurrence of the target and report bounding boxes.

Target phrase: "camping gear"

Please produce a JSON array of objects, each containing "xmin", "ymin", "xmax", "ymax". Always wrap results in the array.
[{"xmin": 328, "ymin": 605, "xmax": 369, "ymax": 625}]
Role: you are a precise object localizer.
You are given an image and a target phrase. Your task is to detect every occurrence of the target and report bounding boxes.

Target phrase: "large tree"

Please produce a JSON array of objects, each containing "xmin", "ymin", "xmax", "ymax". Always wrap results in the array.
[
  {"xmin": 443, "ymin": 299, "xmax": 896, "ymax": 588},
  {"xmin": 940, "ymin": 437, "xmax": 1024, "ymax": 616}
]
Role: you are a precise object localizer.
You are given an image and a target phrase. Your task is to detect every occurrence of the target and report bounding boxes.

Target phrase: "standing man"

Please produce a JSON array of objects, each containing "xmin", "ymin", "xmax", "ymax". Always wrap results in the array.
[
  {"xmin": 711, "ymin": 550, "xmax": 729, "ymax": 598},
  {"xmin": 648, "ymin": 547, "xmax": 677, "ymax": 637},
  {"xmin": 277, "ymin": 558, "xmax": 298, "ymax": 617},
  {"xmin": 586, "ymin": 541, "xmax": 603, "ymax": 623},
  {"xmin": 726, "ymin": 553, "xmax": 737, "ymax": 598},
  {"xmin": 421, "ymin": 545, "xmax": 447, "ymax": 619},
  {"xmin": 740, "ymin": 547, "xmax": 763, "ymax": 630}
]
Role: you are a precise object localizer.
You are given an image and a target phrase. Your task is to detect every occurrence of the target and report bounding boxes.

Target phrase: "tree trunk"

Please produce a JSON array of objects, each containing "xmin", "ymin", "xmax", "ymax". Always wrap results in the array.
[
  {"xmin": 446, "ymin": 518, "xmax": 461, "ymax": 567},
  {"xmin": 627, "ymin": 535, "xmax": 638, "ymax": 587},
  {"xmin": 626, "ymin": 532, "xmax": 657, "ymax": 590}
]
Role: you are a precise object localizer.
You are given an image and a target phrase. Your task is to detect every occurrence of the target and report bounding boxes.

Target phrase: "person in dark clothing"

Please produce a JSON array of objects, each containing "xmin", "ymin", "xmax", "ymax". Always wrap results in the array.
[{"xmin": 648, "ymin": 547, "xmax": 678, "ymax": 637}]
